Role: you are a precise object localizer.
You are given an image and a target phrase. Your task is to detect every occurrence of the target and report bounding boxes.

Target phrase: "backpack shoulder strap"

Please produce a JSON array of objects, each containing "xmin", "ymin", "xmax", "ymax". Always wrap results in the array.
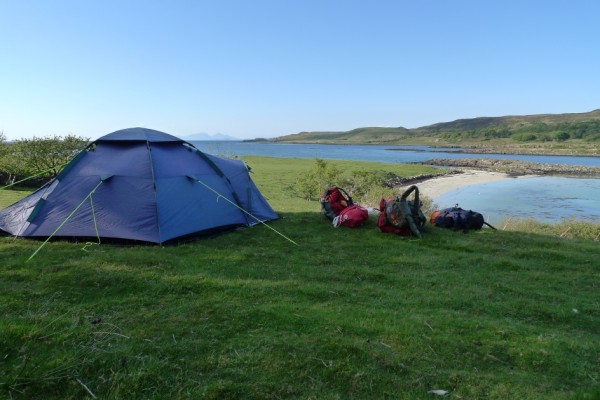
[
  {"xmin": 336, "ymin": 187, "xmax": 354, "ymax": 206},
  {"xmin": 399, "ymin": 185, "xmax": 423, "ymax": 238},
  {"xmin": 484, "ymin": 221, "xmax": 497, "ymax": 230}
]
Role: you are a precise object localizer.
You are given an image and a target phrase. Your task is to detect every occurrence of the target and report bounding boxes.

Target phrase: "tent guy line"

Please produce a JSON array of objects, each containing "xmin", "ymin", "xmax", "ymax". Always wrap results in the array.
[
  {"xmin": 25, "ymin": 172, "xmax": 297, "ymax": 262},
  {"xmin": 190, "ymin": 176, "xmax": 298, "ymax": 246},
  {"xmin": 27, "ymin": 179, "xmax": 105, "ymax": 262},
  {"xmin": 0, "ymin": 163, "xmax": 69, "ymax": 191},
  {"xmin": 0, "ymin": 127, "xmax": 280, "ymax": 250}
]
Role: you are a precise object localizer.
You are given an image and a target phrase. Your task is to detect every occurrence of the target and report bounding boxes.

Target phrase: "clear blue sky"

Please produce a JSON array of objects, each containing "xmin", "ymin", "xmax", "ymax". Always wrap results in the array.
[{"xmin": 1, "ymin": 0, "xmax": 599, "ymax": 140}]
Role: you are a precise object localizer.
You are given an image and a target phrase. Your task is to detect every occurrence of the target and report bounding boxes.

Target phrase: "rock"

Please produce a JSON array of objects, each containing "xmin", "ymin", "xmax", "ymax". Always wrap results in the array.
[{"xmin": 420, "ymin": 158, "xmax": 600, "ymax": 177}]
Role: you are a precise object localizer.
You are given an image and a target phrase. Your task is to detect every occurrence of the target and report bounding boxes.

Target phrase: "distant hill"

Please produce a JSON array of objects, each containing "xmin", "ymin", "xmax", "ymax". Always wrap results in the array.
[
  {"xmin": 183, "ymin": 133, "xmax": 239, "ymax": 141},
  {"xmin": 275, "ymin": 126, "xmax": 412, "ymax": 144},
  {"xmin": 273, "ymin": 109, "xmax": 600, "ymax": 144},
  {"xmin": 413, "ymin": 109, "xmax": 600, "ymax": 133}
]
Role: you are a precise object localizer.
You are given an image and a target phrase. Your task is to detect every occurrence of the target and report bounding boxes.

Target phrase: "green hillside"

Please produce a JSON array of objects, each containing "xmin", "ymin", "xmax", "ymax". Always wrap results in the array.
[
  {"xmin": 275, "ymin": 126, "xmax": 412, "ymax": 144},
  {"xmin": 272, "ymin": 109, "xmax": 600, "ymax": 148},
  {"xmin": 414, "ymin": 109, "xmax": 600, "ymax": 133}
]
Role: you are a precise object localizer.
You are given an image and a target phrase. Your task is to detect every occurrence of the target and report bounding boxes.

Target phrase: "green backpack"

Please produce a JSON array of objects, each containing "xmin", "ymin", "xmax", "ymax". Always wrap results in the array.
[{"xmin": 378, "ymin": 185, "xmax": 426, "ymax": 237}]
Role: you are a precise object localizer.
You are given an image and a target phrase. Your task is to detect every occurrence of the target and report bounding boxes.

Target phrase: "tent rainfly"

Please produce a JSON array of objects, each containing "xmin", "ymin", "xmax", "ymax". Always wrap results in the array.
[{"xmin": 0, "ymin": 127, "xmax": 279, "ymax": 244}]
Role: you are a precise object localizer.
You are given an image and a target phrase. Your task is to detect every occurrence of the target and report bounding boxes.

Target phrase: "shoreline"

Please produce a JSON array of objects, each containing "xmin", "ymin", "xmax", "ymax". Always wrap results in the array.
[
  {"xmin": 423, "ymin": 158, "xmax": 600, "ymax": 177},
  {"xmin": 397, "ymin": 169, "xmax": 519, "ymax": 199},
  {"xmin": 262, "ymin": 140, "xmax": 600, "ymax": 157}
]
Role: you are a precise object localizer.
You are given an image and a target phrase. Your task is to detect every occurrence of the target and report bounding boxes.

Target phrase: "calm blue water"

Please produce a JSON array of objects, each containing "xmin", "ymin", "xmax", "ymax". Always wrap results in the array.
[
  {"xmin": 435, "ymin": 177, "xmax": 600, "ymax": 224},
  {"xmin": 191, "ymin": 141, "xmax": 600, "ymax": 167},
  {"xmin": 192, "ymin": 141, "xmax": 600, "ymax": 223}
]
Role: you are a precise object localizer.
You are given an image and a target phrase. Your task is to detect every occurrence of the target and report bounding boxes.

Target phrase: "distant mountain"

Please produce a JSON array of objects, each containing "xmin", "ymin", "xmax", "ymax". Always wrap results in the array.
[
  {"xmin": 183, "ymin": 133, "xmax": 240, "ymax": 141},
  {"xmin": 272, "ymin": 109, "xmax": 600, "ymax": 144}
]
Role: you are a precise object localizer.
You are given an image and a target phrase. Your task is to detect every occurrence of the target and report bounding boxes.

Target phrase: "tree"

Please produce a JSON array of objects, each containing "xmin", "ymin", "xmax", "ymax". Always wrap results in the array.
[
  {"xmin": 0, "ymin": 131, "xmax": 20, "ymax": 185},
  {"xmin": 0, "ymin": 134, "xmax": 90, "ymax": 185}
]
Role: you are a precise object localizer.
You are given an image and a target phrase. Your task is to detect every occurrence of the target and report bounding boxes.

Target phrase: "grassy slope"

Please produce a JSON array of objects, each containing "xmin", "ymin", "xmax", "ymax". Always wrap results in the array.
[
  {"xmin": 412, "ymin": 109, "xmax": 600, "ymax": 133},
  {"xmin": 1, "ymin": 157, "xmax": 599, "ymax": 399},
  {"xmin": 271, "ymin": 110, "xmax": 600, "ymax": 155},
  {"xmin": 273, "ymin": 127, "xmax": 413, "ymax": 145}
]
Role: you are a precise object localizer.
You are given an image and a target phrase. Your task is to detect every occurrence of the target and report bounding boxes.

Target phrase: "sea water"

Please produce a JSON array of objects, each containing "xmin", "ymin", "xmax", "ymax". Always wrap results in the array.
[
  {"xmin": 434, "ymin": 177, "xmax": 600, "ymax": 224},
  {"xmin": 191, "ymin": 141, "xmax": 600, "ymax": 223},
  {"xmin": 192, "ymin": 141, "xmax": 600, "ymax": 167}
]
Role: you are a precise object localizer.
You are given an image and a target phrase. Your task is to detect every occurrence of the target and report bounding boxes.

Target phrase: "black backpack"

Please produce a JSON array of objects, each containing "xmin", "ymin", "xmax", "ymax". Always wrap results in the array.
[{"xmin": 431, "ymin": 205, "xmax": 496, "ymax": 232}]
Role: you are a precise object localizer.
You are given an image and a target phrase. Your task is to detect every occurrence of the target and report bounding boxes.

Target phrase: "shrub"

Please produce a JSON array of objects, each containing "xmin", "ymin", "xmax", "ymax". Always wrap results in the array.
[
  {"xmin": 293, "ymin": 159, "xmax": 343, "ymax": 200},
  {"xmin": 0, "ymin": 134, "xmax": 89, "ymax": 186},
  {"xmin": 511, "ymin": 133, "xmax": 537, "ymax": 142},
  {"xmin": 346, "ymin": 170, "xmax": 395, "ymax": 205},
  {"xmin": 554, "ymin": 131, "xmax": 570, "ymax": 141}
]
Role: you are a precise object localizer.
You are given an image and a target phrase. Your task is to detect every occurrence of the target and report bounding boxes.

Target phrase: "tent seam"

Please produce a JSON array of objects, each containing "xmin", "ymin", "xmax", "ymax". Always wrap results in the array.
[
  {"xmin": 146, "ymin": 140, "xmax": 163, "ymax": 245},
  {"xmin": 192, "ymin": 149, "xmax": 252, "ymax": 226}
]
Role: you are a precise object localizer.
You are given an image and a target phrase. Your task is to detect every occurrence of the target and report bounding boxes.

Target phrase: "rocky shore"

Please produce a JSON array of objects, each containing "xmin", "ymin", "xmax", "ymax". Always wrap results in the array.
[
  {"xmin": 447, "ymin": 144, "xmax": 600, "ymax": 157},
  {"xmin": 421, "ymin": 158, "xmax": 600, "ymax": 177},
  {"xmin": 383, "ymin": 170, "xmax": 462, "ymax": 187}
]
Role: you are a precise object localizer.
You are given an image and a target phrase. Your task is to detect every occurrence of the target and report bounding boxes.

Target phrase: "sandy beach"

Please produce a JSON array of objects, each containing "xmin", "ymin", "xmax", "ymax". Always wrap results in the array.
[{"xmin": 399, "ymin": 169, "xmax": 513, "ymax": 199}]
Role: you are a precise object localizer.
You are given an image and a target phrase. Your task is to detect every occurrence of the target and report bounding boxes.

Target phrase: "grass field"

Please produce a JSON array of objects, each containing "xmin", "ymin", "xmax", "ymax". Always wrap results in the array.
[{"xmin": 1, "ymin": 157, "xmax": 599, "ymax": 399}]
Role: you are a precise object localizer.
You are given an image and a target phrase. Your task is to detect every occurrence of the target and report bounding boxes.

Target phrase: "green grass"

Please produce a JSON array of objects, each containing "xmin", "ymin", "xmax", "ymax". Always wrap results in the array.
[
  {"xmin": 500, "ymin": 218, "xmax": 600, "ymax": 241},
  {"xmin": 0, "ymin": 186, "xmax": 33, "ymax": 207},
  {"xmin": 1, "ymin": 157, "xmax": 599, "ymax": 399},
  {"xmin": 242, "ymin": 156, "xmax": 441, "ymax": 211}
]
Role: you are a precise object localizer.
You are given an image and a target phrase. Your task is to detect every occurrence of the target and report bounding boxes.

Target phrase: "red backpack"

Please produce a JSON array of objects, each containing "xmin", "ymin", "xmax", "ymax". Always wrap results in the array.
[
  {"xmin": 320, "ymin": 187, "xmax": 354, "ymax": 220},
  {"xmin": 333, "ymin": 205, "xmax": 369, "ymax": 228}
]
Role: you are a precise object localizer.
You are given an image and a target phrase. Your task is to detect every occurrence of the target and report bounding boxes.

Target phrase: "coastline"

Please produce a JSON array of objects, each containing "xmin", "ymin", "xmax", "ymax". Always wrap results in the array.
[
  {"xmin": 398, "ymin": 169, "xmax": 517, "ymax": 199},
  {"xmin": 265, "ymin": 140, "xmax": 600, "ymax": 157},
  {"xmin": 423, "ymin": 158, "xmax": 600, "ymax": 177},
  {"xmin": 404, "ymin": 157, "xmax": 600, "ymax": 199}
]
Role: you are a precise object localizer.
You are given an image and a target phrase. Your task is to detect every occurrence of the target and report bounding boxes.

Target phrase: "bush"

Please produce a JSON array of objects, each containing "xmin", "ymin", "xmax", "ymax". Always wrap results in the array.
[
  {"xmin": 554, "ymin": 131, "xmax": 570, "ymax": 141},
  {"xmin": 511, "ymin": 133, "xmax": 537, "ymax": 142},
  {"xmin": 293, "ymin": 159, "xmax": 343, "ymax": 200},
  {"xmin": 292, "ymin": 160, "xmax": 440, "ymax": 216},
  {"xmin": 346, "ymin": 170, "xmax": 395, "ymax": 205},
  {"xmin": 0, "ymin": 134, "xmax": 89, "ymax": 186}
]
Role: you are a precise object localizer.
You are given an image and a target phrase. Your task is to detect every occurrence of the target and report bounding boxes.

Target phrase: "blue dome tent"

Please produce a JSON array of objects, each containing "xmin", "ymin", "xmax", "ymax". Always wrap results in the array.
[{"xmin": 0, "ymin": 128, "xmax": 279, "ymax": 244}]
